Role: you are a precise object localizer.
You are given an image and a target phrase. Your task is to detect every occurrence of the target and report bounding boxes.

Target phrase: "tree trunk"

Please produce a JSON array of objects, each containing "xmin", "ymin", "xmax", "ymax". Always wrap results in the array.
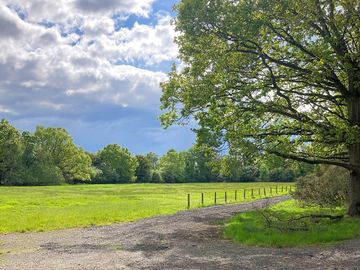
[
  {"xmin": 347, "ymin": 93, "xmax": 360, "ymax": 216},
  {"xmin": 347, "ymin": 168, "xmax": 360, "ymax": 216}
]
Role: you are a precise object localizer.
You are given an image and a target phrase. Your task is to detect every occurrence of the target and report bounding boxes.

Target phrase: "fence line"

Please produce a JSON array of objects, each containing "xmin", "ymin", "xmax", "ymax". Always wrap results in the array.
[{"xmin": 186, "ymin": 185, "xmax": 295, "ymax": 209}]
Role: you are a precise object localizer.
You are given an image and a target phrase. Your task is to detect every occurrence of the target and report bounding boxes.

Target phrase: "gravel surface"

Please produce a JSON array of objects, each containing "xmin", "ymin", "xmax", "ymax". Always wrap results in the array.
[{"xmin": 0, "ymin": 196, "xmax": 359, "ymax": 270}]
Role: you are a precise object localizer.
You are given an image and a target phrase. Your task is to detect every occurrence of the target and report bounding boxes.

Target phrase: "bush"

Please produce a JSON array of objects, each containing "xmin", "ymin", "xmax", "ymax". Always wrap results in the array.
[{"xmin": 294, "ymin": 165, "xmax": 350, "ymax": 207}]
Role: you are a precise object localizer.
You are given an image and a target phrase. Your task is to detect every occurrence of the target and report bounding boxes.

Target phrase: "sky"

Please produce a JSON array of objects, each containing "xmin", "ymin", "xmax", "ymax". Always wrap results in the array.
[{"xmin": 0, "ymin": 0, "xmax": 196, "ymax": 155}]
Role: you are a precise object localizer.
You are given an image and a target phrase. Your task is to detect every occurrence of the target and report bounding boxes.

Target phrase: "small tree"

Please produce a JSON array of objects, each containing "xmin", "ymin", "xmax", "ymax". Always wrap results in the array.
[
  {"xmin": 94, "ymin": 144, "xmax": 138, "ymax": 184},
  {"xmin": 135, "ymin": 155, "xmax": 152, "ymax": 183},
  {"xmin": 158, "ymin": 149, "xmax": 186, "ymax": 183}
]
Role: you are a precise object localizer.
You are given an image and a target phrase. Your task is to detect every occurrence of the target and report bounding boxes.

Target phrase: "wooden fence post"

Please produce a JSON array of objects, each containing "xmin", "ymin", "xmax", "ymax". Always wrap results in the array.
[
  {"xmin": 264, "ymin": 187, "xmax": 267, "ymax": 197},
  {"xmin": 258, "ymin": 188, "xmax": 261, "ymax": 197},
  {"xmin": 235, "ymin": 190, "xmax": 237, "ymax": 201},
  {"xmin": 225, "ymin": 192, "xmax": 227, "ymax": 203},
  {"xmin": 214, "ymin": 192, "xmax": 217, "ymax": 205},
  {"xmin": 243, "ymin": 189, "xmax": 246, "ymax": 199},
  {"xmin": 187, "ymin": 193, "xmax": 190, "ymax": 209},
  {"xmin": 251, "ymin": 188, "xmax": 254, "ymax": 198},
  {"xmin": 276, "ymin": 186, "xmax": 278, "ymax": 194},
  {"xmin": 201, "ymin": 193, "xmax": 204, "ymax": 207}
]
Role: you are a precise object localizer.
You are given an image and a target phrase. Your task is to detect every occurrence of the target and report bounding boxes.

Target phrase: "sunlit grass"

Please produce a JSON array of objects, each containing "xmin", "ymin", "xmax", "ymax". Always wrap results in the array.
[
  {"xmin": 0, "ymin": 182, "xmax": 292, "ymax": 233},
  {"xmin": 223, "ymin": 200, "xmax": 360, "ymax": 247}
]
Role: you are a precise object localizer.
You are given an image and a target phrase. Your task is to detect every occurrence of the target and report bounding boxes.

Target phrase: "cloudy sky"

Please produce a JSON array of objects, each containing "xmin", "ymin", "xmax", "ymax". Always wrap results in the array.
[{"xmin": 0, "ymin": 0, "xmax": 195, "ymax": 154}]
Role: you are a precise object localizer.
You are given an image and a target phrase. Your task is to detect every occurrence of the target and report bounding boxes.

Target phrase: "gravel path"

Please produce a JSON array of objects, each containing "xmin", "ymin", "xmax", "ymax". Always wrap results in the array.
[{"xmin": 0, "ymin": 196, "xmax": 359, "ymax": 270}]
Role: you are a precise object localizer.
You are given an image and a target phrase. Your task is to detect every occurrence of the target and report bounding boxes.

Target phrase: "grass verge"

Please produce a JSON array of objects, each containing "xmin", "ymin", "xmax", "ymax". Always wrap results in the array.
[{"xmin": 223, "ymin": 200, "xmax": 360, "ymax": 247}]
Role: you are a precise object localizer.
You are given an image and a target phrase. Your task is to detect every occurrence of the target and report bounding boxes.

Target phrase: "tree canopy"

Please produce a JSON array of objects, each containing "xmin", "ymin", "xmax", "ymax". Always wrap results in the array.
[
  {"xmin": 0, "ymin": 120, "xmax": 23, "ymax": 184},
  {"xmin": 94, "ymin": 144, "xmax": 138, "ymax": 184},
  {"xmin": 160, "ymin": 0, "xmax": 360, "ymax": 215},
  {"xmin": 0, "ymin": 119, "xmax": 312, "ymax": 185},
  {"xmin": 135, "ymin": 155, "xmax": 152, "ymax": 183}
]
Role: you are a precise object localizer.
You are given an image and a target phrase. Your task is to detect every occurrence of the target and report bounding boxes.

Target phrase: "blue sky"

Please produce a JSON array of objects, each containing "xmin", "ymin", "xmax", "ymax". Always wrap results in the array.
[{"xmin": 0, "ymin": 0, "xmax": 196, "ymax": 155}]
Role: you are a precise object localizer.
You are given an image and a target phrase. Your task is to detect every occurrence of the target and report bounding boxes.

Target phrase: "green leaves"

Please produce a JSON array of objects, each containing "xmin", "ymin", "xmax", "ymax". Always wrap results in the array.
[
  {"xmin": 0, "ymin": 119, "xmax": 23, "ymax": 184},
  {"xmin": 95, "ymin": 144, "xmax": 138, "ymax": 184},
  {"xmin": 161, "ymin": 0, "xmax": 360, "ymax": 169},
  {"xmin": 0, "ymin": 121, "xmax": 96, "ymax": 185},
  {"xmin": 34, "ymin": 127, "xmax": 96, "ymax": 183}
]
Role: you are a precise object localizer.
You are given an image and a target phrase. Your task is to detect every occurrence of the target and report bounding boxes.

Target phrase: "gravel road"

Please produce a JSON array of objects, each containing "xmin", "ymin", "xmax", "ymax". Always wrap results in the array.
[{"xmin": 0, "ymin": 196, "xmax": 359, "ymax": 270}]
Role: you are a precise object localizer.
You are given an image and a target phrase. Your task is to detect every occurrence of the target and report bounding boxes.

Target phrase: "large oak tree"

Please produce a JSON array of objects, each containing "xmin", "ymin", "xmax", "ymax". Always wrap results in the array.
[{"xmin": 160, "ymin": 0, "xmax": 360, "ymax": 215}]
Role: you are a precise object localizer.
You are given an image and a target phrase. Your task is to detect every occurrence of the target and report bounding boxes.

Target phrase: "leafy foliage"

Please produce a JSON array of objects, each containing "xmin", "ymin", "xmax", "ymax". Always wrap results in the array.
[
  {"xmin": 0, "ymin": 120, "xmax": 23, "ymax": 185},
  {"xmin": 150, "ymin": 170, "xmax": 163, "ymax": 183},
  {"xmin": 161, "ymin": 0, "xmax": 358, "ymax": 167},
  {"xmin": 159, "ymin": 149, "xmax": 186, "ymax": 183},
  {"xmin": 34, "ymin": 127, "xmax": 96, "ymax": 183},
  {"xmin": 268, "ymin": 168, "xmax": 296, "ymax": 182},
  {"xmin": 0, "ymin": 119, "xmax": 311, "ymax": 185},
  {"xmin": 94, "ymin": 144, "xmax": 138, "ymax": 184},
  {"xmin": 160, "ymin": 0, "xmax": 360, "ymax": 214},
  {"xmin": 294, "ymin": 165, "xmax": 350, "ymax": 207},
  {"xmin": 135, "ymin": 155, "xmax": 152, "ymax": 183}
]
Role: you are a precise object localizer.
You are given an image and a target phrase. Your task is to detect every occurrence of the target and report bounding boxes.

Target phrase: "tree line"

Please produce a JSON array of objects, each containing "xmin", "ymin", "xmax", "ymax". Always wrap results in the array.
[{"xmin": 0, "ymin": 119, "xmax": 312, "ymax": 186}]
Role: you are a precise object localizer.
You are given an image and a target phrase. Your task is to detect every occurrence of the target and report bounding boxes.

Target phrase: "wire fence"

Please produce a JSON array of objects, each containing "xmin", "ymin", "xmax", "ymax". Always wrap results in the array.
[{"xmin": 186, "ymin": 185, "xmax": 296, "ymax": 209}]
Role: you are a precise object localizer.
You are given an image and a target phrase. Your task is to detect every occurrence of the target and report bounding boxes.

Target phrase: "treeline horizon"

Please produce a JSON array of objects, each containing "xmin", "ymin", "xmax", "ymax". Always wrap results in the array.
[{"xmin": 0, "ymin": 119, "xmax": 313, "ymax": 186}]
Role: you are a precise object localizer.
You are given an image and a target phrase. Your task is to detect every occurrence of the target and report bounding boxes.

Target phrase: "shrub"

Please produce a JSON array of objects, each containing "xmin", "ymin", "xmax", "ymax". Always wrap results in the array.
[{"xmin": 294, "ymin": 165, "xmax": 350, "ymax": 207}]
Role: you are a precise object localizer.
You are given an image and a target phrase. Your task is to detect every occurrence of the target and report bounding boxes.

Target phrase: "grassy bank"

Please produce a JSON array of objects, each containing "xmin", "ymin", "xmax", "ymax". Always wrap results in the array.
[
  {"xmin": 0, "ymin": 182, "xmax": 292, "ymax": 233},
  {"xmin": 223, "ymin": 200, "xmax": 360, "ymax": 247}
]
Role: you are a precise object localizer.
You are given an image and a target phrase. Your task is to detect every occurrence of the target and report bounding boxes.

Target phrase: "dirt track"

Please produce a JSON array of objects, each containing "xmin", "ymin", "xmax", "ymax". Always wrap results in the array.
[{"xmin": 1, "ymin": 196, "xmax": 359, "ymax": 270}]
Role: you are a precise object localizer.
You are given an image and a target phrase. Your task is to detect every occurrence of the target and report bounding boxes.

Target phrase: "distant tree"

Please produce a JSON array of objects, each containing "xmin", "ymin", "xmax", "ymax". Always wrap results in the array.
[
  {"xmin": 218, "ymin": 155, "xmax": 243, "ymax": 181},
  {"xmin": 184, "ymin": 145, "xmax": 218, "ymax": 182},
  {"xmin": 94, "ymin": 144, "xmax": 138, "ymax": 184},
  {"xmin": 146, "ymin": 152, "xmax": 159, "ymax": 170},
  {"xmin": 19, "ymin": 131, "xmax": 64, "ymax": 185},
  {"xmin": 238, "ymin": 166, "xmax": 260, "ymax": 182},
  {"xmin": 268, "ymin": 168, "xmax": 296, "ymax": 182},
  {"xmin": 159, "ymin": 149, "xmax": 186, "ymax": 183},
  {"xmin": 257, "ymin": 153, "xmax": 313, "ymax": 181},
  {"xmin": 151, "ymin": 171, "xmax": 163, "ymax": 183},
  {"xmin": 34, "ymin": 127, "xmax": 96, "ymax": 183},
  {"xmin": 135, "ymin": 155, "xmax": 152, "ymax": 183},
  {"xmin": 0, "ymin": 120, "xmax": 23, "ymax": 184}
]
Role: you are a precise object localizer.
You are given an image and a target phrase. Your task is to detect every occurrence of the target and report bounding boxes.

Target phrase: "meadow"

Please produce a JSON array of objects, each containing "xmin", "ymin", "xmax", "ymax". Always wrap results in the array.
[{"xmin": 0, "ymin": 182, "xmax": 292, "ymax": 233}]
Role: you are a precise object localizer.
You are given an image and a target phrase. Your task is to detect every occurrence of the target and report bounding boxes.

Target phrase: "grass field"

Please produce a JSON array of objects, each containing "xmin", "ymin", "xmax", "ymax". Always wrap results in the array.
[
  {"xmin": 0, "ymin": 182, "xmax": 293, "ymax": 233},
  {"xmin": 224, "ymin": 200, "xmax": 360, "ymax": 247}
]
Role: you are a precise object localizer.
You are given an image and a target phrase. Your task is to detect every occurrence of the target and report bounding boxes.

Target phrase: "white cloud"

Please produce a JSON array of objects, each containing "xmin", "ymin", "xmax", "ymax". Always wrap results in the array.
[
  {"xmin": 111, "ymin": 14, "xmax": 178, "ymax": 65},
  {"xmin": 0, "ymin": 0, "xmax": 178, "ymax": 120},
  {"xmin": 4, "ymin": 0, "xmax": 154, "ymax": 23}
]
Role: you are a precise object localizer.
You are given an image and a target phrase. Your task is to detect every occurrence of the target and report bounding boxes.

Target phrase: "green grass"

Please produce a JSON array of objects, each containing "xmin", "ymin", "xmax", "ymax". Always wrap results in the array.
[
  {"xmin": 223, "ymin": 200, "xmax": 360, "ymax": 247},
  {"xmin": 0, "ymin": 182, "xmax": 292, "ymax": 233}
]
